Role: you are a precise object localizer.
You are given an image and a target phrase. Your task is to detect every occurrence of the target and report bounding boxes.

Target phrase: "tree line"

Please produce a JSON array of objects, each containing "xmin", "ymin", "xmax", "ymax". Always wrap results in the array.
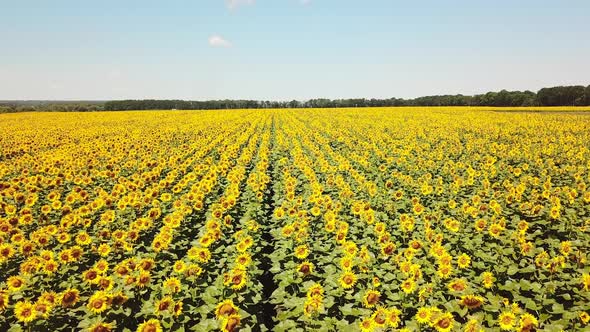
[
  {"xmin": 0, "ymin": 101, "xmax": 104, "ymax": 113},
  {"xmin": 1, "ymin": 84, "xmax": 589, "ymax": 113},
  {"xmin": 102, "ymin": 84, "xmax": 590, "ymax": 110}
]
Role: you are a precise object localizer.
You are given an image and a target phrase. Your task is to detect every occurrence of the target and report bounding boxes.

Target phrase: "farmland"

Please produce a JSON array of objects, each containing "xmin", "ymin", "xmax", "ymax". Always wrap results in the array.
[{"xmin": 1, "ymin": 107, "xmax": 589, "ymax": 331}]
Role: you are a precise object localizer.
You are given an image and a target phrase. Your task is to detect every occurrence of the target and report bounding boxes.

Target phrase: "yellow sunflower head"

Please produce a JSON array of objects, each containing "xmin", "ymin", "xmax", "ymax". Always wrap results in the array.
[
  {"xmin": 215, "ymin": 299, "xmax": 238, "ymax": 319},
  {"xmin": 498, "ymin": 311, "xmax": 516, "ymax": 330},
  {"xmin": 220, "ymin": 314, "xmax": 241, "ymax": 332},
  {"xmin": 339, "ymin": 271, "xmax": 357, "ymax": 289},
  {"xmin": 136, "ymin": 319, "xmax": 162, "ymax": 332},
  {"xmin": 88, "ymin": 321, "xmax": 114, "ymax": 332},
  {"xmin": 362, "ymin": 290, "xmax": 380, "ymax": 308},
  {"xmin": 15, "ymin": 300, "xmax": 36, "ymax": 323},
  {"xmin": 415, "ymin": 307, "xmax": 431, "ymax": 324}
]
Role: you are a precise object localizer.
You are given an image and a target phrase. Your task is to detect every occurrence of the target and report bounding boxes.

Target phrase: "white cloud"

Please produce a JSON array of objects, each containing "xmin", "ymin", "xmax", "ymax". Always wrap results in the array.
[
  {"xmin": 299, "ymin": 0, "xmax": 311, "ymax": 5},
  {"xmin": 226, "ymin": 0, "xmax": 254, "ymax": 10},
  {"xmin": 208, "ymin": 35, "xmax": 232, "ymax": 48}
]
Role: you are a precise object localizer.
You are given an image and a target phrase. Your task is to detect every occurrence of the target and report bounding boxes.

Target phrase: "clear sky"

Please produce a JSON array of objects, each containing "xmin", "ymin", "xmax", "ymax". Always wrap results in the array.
[{"xmin": 1, "ymin": 0, "xmax": 589, "ymax": 100}]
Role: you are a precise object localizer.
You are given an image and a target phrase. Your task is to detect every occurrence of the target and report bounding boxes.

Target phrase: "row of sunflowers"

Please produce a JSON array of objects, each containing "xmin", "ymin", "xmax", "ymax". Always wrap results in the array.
[{"xmin": 1, "ymin": 107, "xmax": 590, "ymax": 331}]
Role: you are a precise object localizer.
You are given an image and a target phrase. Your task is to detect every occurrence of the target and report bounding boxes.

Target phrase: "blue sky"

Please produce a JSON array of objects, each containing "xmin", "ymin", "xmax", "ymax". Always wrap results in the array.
[{"xmin": 1, "ymin": 0, "xmax": 589, "ymax": 100}]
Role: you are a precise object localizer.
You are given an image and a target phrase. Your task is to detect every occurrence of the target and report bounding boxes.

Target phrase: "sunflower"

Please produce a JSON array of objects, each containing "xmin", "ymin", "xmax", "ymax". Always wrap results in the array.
[
  {"xmin": 549, "ymin": 205, "xmax": 560, "ymax": 219},
  {"xmin": 215, "ymin": 299, "xmax": 238, "ymax": 319},
  {"xmin": 415, "ymin": 307, "xmax": 431, "ymax": 324},
  {"xmin": 498, "ymin": 311, "xmax": 516, "ymax": 330},
  {"xmin": 228, "ymin": 268, "xmax": 247, "ymax": 290},
  {"xmin": 438, "ymin": 253, "xmax": 452, "ymax": 266},
  {"xmin": 155, "ymin": 296, "xmax": 174, "ymax": 316},
  {"xmin": 199, "ymin": 234, "xmax": 214, "ymax": 247},
  {"xmin": 115, "ymin": 263, "xmax": 130, "ymax": 276},
  {"xmin": 88, "ymin": 321, "xmax": 114, "ymax": 332},
  {"xmin": 95, "ymin": 259, "xmax": 109, "ymax": 273},
  {"xmin": 582, "ymin": 273, "xmax": 590, "ymax": 291},
  {"xmin": 70, "ymin": 246, "xmax": 84, "ymax": 260},
  {"xmin": 457, "ymin": 253, "xmax": 471, "ymax": 269},
  {"xmin": 386, "ymin": 307, "xmax": 402, "ymax": 327},
  {"xmin": 136, "ymin": 319, "xmax": 162, "ymax": 332},
  {"xmin": 163, "ymin": 277, "xmax": 182, "ymax": 293},
  {"xmin": 56, "ymin": 231, "xmax": 70, "ymax": 244},
  {"xmin": 0, "ymin": 243, "xmax": 15, "ymax": 261},
  {"xmin": 7, "ymin": 275, "xmax": 26, "ymax": 292},
  {"xmin": 139, "ymin": 258, "xmax": 156, "ymax": 271},
  {"xmin": 359, "ymin": 247, "xmax": 371, "ymax": 263},
  {"xmin": 34, "ymin": 300, "xmax": 52, "ymax": 319},
  {"xmin": 372, "ymin": 277, "xmax": 381, "ymax": 288},
  {"xmin": 432, "ymin": 312, "xmax": 454, "ymax": 332},
  {"xmin": 380, "ymin": 242, "xmax": 396, "ymax": 256},
  {"xmin": 460, "ymin": 295, "xmax": 484, "ymax": 309},
  {"xmin": 359, "ymin": 317, "xmax": 375, "ymax": 332},
  {"xmin": 242, "ymin": 236, "xmax": 254, "ymax": 248},
  {"xmin": 0, "ymin": 290, "xmax": 9, "ymax": 312},
  {"xmin": 188, "ymin": 247, "xmax": 211, "ymax": 263},
  {"xmin": 20, "ymin": 241, "xmax": 36, "ymax": 257},
  {"xmin": 325, "ymin": 221, "xmax": 336, "ymax": 233},
  {"xmin": 4, "ymin": 204, "xmax": 17, "ymax": 215},
  {"xmin": 281, "ymin": 225, "xmax": 295, "ymax": 238},
  {"xmin": 400, "ymin": 278, "xmax": 416, "ymax": 294},
  {"xmin": 400, "ymin": 215, "xmax": 415, "ymax": 232},
  {"xmin": 75, "ymin": 231, "xmax": 92, "ymax": 246},
  {"xmin": 274, "ymin": 207, "xmax": 285, "ymax": 219},
  {"xmin": 303, "ymin": 296, "xmax": 322, "ymax": 317},
  {"xmin": 474, "ymin": 218, "xmax": 487, "ymax": 232},
  {"xmin": 558, "ymin": 241, "xmax": 572, "ymax": 257},
  {"xmin": 408, "ymin": 239, "xmax": 422, "ymax": 251},
  {"xmin": 174, "ymin": 300, "xmax": 183, "ymax": 316},
  {"xmin": 481, "ymin": 271, "xmax": 495, "ymax": 289},
  {"xmin": 448, "ymin": 279, "xmax": 467, "ymax": 292},
  {"xmin": 344, "ymin": 241, "xmax": 358, "ymax": 256},
  {"xmin": 137, "ymin": 271, "xmax": 151, "ymax": 288},
  {"xmin": 41, "ymin": 259, "xmax": 58, "ymax": 275},
  {"xmin": 83, "ymin": 268, "xmax": 101, "ymax": 284},
  {"xmin": 236, "ymin": 241, "xmax": 248, "ymax": 253},
  {"xmin": 489, "ymin": 223, "xmax": 504, "ymax": 238},
  {"xmin": 367, "ymin": 306, "xmax": 387, "ymax": 327},
  {"xmin": 111, "ymin": 292, "xmax": 128, "ymax": 306},
  {"xmin": 14, "ymin": 300, "xmax": 36, "ymax": 323},
  {"xmin": 518, "ymin": 313, "xmax": 538, "ymax": 331},
  {"xmin": 336, "ymin": 231, "xmax": 347, "ymax": 244},
  {"xmin": 220, "ymin": 314, "xmax": 241, "ymax": 332},
  {"xmin": 443, "ymin": 218, "xmax": 460, "ymax": 232},
  {"xmin": 235, "ymin": 253, "xmax": 252, "ymax": 267},
  {"xmin": 307, "ymin": 283, "xmax": 324, "ymax": 299},
  {"xmin": 297, "ymin": 261, "xmax": 314, "ymax": 276},
  {"xmin": 99, "ymin": 277, "xmax": 114, "ymax": 291},
  {"xmin": 520, "ymin": 241, "xmax": 534, "ymax": 255},
  {"xmin": 339, "ymin": 271, "xmax": 357, "ymax": 289},
  {"xmin": 185, "ymin": 264, "xmax": 203, "ymax": 278},
  {"xmin": 464, "ymin": 319, "xmax": 482, "ymax": 332},
  {"xmin": 294, "ymin": 245, "xmax": 309, "ymax": 259},
  {"xmin": 580, "ymin": 311, "xmax": 590, "ymax": 325},
  {"xmin": 96, "ymin": 243, "xmax": 110, "ymax": 257},
  {"xmin": 339, "ymin": 256, "xmax": 353, "ymax": 270},
  {"xmin": 363, "ymin": 290, "xmax": 380, "ymax": 308},
  {"xmin": 60, "ymin": 288, "xmax": 80, "ymax": 308},
  {"xmin": 87, "ymin": 291, "xmax": 110, "ymax": 314}
]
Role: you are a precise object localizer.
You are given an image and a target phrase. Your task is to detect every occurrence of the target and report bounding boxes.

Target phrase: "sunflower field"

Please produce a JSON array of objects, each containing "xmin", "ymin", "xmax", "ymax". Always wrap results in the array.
[{"xmin": 0, "ymin": 108, "xmax": 589, "ymax": 332}]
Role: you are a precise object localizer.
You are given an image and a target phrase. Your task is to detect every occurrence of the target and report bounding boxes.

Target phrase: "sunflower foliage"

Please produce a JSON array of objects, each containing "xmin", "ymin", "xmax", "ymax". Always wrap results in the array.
[{"xmin": 0, "ymin": 107, "xmax": 589, "ymax": 331}]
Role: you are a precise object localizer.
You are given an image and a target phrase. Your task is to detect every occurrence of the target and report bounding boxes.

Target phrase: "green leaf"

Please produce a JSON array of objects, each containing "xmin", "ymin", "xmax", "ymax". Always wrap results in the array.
[
  {"xmin": 507, "ymin": 265, "xmax": 519, "ymax": 276},
  {"xmin": 551, "ymin": 302, "xmax": 565, "ymax": 314}
]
